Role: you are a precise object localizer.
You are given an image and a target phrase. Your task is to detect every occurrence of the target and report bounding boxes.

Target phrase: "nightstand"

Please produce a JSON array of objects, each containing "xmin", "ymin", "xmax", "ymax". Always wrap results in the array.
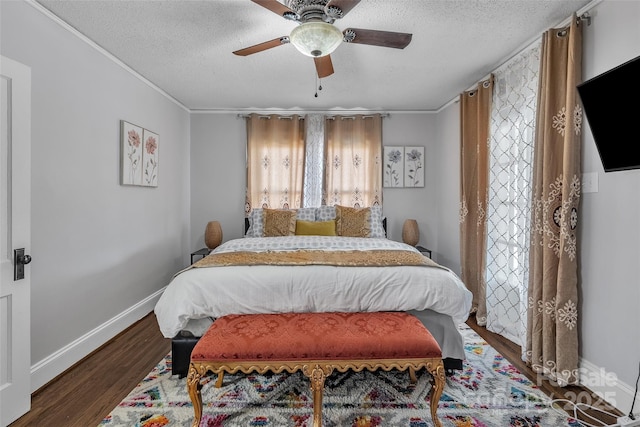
[
  {"xmin": 416, "ymin": 245, "xmax": 432, "ymax": 259},
  {"xmin": 190, "ymin": 248, "xmax": 211, "ymax": 264}
]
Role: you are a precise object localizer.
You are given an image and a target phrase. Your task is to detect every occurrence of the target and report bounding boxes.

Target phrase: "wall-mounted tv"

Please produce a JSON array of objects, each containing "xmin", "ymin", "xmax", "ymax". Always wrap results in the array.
[{"xmin": 577, "ymin": 55, "xmax": 640, "ymax": 172}]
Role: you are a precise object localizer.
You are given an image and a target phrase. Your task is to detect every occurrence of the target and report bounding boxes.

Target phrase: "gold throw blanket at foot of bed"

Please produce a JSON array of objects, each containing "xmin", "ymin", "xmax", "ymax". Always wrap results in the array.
[{"xmin": 192, "ymin": 249, "xmax": 441, "ymax": 269}]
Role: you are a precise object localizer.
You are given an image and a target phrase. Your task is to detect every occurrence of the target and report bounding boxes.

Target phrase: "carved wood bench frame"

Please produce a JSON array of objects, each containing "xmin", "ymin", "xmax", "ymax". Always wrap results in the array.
[
  {"xmin": 186, "ymin": 313, "xmax": 445, "ymax": 427},
  {"xmin": 187, "ymin": 357, "xmax": 444, "ymax": 427}
]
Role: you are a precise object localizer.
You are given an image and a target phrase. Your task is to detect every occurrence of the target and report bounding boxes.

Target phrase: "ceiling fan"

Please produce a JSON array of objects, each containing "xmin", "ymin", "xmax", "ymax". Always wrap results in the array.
[{"xmin": 233, "ymin": 0, "xmax": 413, "ymax": 78}]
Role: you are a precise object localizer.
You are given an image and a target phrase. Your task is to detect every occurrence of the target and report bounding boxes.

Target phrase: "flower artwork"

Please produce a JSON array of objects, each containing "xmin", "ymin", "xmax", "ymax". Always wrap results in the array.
[
  {"xmin": 404, "ymin": 146, "xmax": 424, "ymax": 187},
  {"xmin": 121, "ymin": 120, "xmax": 159, "ymax": 187},
  {"xmin": 142, "ymin": 129, "xmax": 159, "ymax": 187},
  {"xmin": 383, "ymin": 146, "xmax": 404, "ymax": 187},
  {"xmin": 121, "ymin": 121, "xmax": 143, "ymax": 185}
]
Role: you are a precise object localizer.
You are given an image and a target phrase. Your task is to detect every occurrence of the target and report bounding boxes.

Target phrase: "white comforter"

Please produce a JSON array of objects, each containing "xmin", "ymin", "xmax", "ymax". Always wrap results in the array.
[{"xmin": 154, "ymin": 236, "xmax": 472, "ymax": 338}]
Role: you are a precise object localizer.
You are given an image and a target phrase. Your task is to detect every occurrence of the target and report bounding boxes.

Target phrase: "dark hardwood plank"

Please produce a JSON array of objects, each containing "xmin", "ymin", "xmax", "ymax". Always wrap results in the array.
[
  {"xmin": 9, "ymin": 311, "xmax": 619, "ymax": 426},
  {"xmin": 9, "ymin": 312, "xmax": 171, "ymax": 427}
]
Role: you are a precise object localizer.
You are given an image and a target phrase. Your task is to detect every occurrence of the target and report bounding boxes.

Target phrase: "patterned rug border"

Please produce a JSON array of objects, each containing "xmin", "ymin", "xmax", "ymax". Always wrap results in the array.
[{"xmin": 101, "ymin": 324, "xmax": 580, "ymax": 427}]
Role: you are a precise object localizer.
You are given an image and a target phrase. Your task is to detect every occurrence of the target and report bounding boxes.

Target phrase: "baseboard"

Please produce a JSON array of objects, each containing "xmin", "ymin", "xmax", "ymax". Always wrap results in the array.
[
  {"xmin": 30, "ymin": 287, "xmax": 166, "ymax": 392},
  {"xmin": 579, "ymin": 357, "xmax": 637, "ymax": 414}
]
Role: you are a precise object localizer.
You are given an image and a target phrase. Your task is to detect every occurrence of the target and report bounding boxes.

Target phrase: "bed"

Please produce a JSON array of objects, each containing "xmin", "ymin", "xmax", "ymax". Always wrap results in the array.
[{"xmin": 154, "ymin": 206, "xmax": 473, "ymax": 376}]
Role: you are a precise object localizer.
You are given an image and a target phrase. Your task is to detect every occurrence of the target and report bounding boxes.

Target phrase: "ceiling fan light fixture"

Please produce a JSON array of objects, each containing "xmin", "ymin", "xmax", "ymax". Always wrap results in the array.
[{"xmin": 290, "ymin": 21, "xmax": 343, "ymax": 57}]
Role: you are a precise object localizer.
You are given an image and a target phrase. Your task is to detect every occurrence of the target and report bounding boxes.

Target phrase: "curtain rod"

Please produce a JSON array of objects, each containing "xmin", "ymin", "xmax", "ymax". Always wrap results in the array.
[
  {"xmin": 326, "ymin": 113, "xmax": 389, "ymax": 120},
  {"xmin": 237, "ymin": 113, "xmax": 390, "ymax": 119}
]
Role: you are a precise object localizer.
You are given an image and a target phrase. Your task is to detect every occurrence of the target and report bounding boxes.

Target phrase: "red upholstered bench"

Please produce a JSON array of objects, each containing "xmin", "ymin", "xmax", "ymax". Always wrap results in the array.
[{"xmin": 187, "ymin": 311, "xmax": 445, "ymax": 427}]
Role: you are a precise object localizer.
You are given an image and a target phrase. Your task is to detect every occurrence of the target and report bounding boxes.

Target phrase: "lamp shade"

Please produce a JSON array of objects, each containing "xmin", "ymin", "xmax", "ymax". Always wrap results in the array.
[
  {"xmin": 204, "ymin": 221, "xmax": 223, "ymax": 250},
  {"xmin": 402, "ymin": 219, "xmax": 419, "ymax": 246},
  {"xmin": 290, "ymin": 21, "xmax": 343, "ymax": 57}
]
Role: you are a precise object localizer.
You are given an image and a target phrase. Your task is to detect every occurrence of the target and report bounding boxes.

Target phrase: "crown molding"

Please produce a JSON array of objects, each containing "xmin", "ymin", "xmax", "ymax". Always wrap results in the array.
[{"xmin": 26, "ymin": 0, "xmax": 190, "ymax": 113}]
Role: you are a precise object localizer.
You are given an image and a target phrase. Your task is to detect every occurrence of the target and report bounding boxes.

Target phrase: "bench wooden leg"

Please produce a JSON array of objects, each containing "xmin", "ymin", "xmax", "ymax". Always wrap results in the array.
[
  {"xmin": 303, "ymin": 363, "xmax": 334, "ymax": 427},
  {"xmin": 215, "ymin": 371, "xmax": 224, "ymax": 388},
  {"xmin": 409, "ymin": 367, "xmax": 417, "ymax": 383},
  {"xmin": 187, "ymin": 363, "xmax": 204, "ymax": 427},
  {"xmin": 426, "ymin": 360, "xmax": 446, "ymax": 427}
]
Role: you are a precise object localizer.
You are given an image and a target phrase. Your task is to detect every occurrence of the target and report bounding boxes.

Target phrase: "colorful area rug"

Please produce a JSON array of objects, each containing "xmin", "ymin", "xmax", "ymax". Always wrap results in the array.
[{"xmin": 100, "ymin": 324, "xmax": 579, "ymax": 426}]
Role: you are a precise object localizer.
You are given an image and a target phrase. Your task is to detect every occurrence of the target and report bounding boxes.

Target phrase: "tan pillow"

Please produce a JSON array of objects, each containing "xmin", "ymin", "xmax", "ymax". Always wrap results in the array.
[
  {"xmin": 263, "ymin": 208, "xmax": 297, "ymax": 236},
  {"xmin": 295, "ymin": 220, "xmax": 336, "ymax": 236},
  {"xmin": 335, "ymin": 205, "xmax": 371, "ymax": 237}
]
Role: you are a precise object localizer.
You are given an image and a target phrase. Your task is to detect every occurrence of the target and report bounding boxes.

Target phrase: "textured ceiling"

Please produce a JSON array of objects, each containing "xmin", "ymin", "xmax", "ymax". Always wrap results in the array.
[{"xmin": 35, "ymin": 0, "xmax": 591, "ymax": 112}]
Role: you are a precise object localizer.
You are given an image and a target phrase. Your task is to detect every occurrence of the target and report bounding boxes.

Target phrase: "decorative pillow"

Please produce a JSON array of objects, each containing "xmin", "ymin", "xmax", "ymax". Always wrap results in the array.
[
  {"xmin": 315, "ymin": 205, "xmax": 336, "ymax": 221},
  {"xmin": 295, "ymin": 220, "xmax": 336, "ymax": 236},
  {"xmin": 295, "ymin": 207, "xmax": 316, "ymax": 221},
  {"xmin": 245, "ymin": 208, "xmax": 263, "ymax": 237},
  {"xmin": 335, "ymin": 205, "xmax": 371, "ymax": 237},
  {"xmin": 246, "ymin": 207, "xmax": 316, "ymax": 237},
  {"xmin": 263, "ymin": 208, "xmax": 297, "ymax": 237},
  {"xmin": 369, "ymin": 205, "xmax": 386, "ymax": 238}
]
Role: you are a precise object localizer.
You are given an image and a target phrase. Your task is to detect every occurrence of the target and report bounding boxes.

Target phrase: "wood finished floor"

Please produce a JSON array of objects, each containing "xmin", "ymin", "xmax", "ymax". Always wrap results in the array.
[{"xmin": 9, "ymin": 312, "xmax": 620, "ymax": 427}]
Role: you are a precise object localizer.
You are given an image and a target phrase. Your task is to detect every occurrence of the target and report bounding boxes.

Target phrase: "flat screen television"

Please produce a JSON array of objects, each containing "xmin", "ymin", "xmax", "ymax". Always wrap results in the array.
[{"xmin": 577, "ymin": 54, "xmax": 640, "ymax": 172}]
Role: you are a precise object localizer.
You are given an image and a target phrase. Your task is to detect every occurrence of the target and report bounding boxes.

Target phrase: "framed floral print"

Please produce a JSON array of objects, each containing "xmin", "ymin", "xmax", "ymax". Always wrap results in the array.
[
  {"xmin": 120, "ymin": 120, "xmax": 143, "ymax": 186},
  {"xmin": 404, "ymin": 146, "xmax": 424, "ymax": 188},
  {"xmin": 120, "ymin": 120, "xmax": 159, "ymax": 187},
  {"xmin": 142, "ymin": 128, "xmax": 159, "ymax": 187},
  {"xmin": 383, "ymin": 146, "xmax": 404, "ymax": 187}
]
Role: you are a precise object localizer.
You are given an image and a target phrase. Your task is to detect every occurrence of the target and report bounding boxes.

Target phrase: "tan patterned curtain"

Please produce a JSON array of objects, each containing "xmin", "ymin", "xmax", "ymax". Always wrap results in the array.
[
  {"xmin": 323, "ymin": 114, "xmax": 382, "ymax": 207},
  {"xmin": 459, "ymin": 78, "xmax": 493, "ymax": 325},
  {"xmin": 526, "ymin": 15, "xmax": 582, "ymax": 386},
  {"xmin": 246, "ymin": 114, "xmax": 305, "ymax": 212}
]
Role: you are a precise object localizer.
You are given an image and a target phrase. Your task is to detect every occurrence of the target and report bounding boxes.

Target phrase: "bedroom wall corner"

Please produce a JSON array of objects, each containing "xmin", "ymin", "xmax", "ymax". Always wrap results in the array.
[
  {"xmin": 433, "ymin": 101, "xmax": 461, "ymax": 276},
  {"xmin": 190, "ymin": 113, "xmax": 247, "ymax": 247}
]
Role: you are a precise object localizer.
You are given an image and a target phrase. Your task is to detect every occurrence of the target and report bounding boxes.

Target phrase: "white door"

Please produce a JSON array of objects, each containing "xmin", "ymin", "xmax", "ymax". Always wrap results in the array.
[{"xmin": 0, "ymin": 56, "xmax": 32, "ymax": 427}]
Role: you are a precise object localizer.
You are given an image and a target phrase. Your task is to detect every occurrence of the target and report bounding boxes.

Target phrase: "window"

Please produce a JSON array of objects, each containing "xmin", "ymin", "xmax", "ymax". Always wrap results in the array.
[
  {"xmin": 246, "ymin": 114, "xmax": 382, "ymax": 212},
  {"xmin": 323, "ymin": 115, "xmax": 382, "ymax": 207},
  {"xmin": 485, "ymin": 44, "xmax": 539, "ymax": 348},
  {"xmin": 245, "ymin": 114, "xmax": 305, "ymax": 211}
]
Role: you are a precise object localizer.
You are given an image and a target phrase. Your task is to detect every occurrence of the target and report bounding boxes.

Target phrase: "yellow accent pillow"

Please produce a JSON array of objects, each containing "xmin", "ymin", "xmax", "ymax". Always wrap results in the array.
[
  {"xmin": 295, "ymin": 220, "xmax": 336, "ymax": 236},
  {"xmin": 335, "ymin": 205, "xmax": 371, "ymax": 237},
  {"xmin": 263, "ymin": 208, "xmax": 297, "ymax": 237}
]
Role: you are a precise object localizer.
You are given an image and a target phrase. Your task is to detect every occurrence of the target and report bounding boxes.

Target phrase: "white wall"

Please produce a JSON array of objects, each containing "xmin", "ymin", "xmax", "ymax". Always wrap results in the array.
[
  {"xmin": 190, "ymin": 113, "xmax": 246, "ymax": 247},
  {"xmin": 1, "ymin": 1, "xmax": 191, "ymax": 390},
  {"xmin": 576, "ymin": 0, "xmax": 640, "ymax": 411},
  {"xmin": 381, "ymin": 114, "xmax": 440, "ymax": 251},
  {"xmin": 433, "ymin": 101, "xmax": 462, "ymax": 276}
]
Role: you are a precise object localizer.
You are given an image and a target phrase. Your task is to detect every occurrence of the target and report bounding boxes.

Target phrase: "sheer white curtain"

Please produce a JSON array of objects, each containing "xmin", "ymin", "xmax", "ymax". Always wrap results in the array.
[
  {"xmin": 485, "ymin": 44, "xmax": 540, "ymax": 351},
  {"xmin": 303, "ymin": 114, "xmax": 325, "ymax": 207}
]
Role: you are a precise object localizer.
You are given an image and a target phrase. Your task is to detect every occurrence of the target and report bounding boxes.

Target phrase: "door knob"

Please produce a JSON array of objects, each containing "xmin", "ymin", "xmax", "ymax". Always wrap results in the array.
[{"xmin": 14, "ymin": 248, "xmax": 31, "ymax": 281}]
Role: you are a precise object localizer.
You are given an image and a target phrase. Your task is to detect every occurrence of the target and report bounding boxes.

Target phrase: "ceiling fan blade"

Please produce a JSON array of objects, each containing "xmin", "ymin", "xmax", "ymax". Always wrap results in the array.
[
  {"xmin": 251, "ymin": 0, "xmax": 295, "ymax": 18},
  {"xmin": 314, "ymin": 55, "xmax": 334, "ymax": 78},
  {"xmin": 233, "ymin": 36, "xmax": 289, "ymax": 56},
  {"xmin": 325, "ymin": 0, "xmax": 361, "ymax": 18},
  {"xmin": 343, "ymin": 28, "xmax": 412, "ymax": 49}
]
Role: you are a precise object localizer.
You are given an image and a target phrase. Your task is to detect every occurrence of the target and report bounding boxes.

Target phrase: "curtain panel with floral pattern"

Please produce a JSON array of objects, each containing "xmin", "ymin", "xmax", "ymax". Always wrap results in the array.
[
  {"xmin": 459, "ymin": 78, "xmax": 493, "ymax": 325},
  {"xmin": 323, "ymin": 114, "xmax": 382, "ymax": 208},
  {"xmin": 526, "ymin": 15, "xmax": 583, "ymax": 387},
  {"xmin": 246, "ymin": 114, "xmax": 305, "ymax": 213}
]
